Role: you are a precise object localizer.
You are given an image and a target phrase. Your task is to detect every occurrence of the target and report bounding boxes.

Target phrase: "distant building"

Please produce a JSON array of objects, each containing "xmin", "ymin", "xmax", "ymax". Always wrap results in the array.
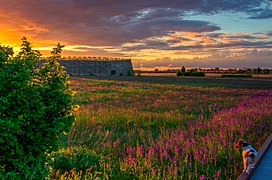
[{"xmin": 40, "ymin": 57, "xmax": 134, "ymax": 76}]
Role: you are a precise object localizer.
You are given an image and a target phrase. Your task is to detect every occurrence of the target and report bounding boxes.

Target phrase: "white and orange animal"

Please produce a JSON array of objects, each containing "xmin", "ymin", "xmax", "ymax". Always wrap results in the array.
[{"xmin": 234, "ymin": 139, "xmax": 258, "ymax": 174}]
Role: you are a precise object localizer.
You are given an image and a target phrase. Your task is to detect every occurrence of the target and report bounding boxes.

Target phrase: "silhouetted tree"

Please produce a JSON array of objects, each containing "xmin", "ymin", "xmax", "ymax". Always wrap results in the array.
[{"xmin": 181, "ymin": 66, "xmax": 186, "ymax": 73}]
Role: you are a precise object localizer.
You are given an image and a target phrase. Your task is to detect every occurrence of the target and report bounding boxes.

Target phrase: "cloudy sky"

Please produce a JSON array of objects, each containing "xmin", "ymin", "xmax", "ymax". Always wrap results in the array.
[{"xmin": 0, "ymin": 0, "xmax": 272, "ymax": 69}]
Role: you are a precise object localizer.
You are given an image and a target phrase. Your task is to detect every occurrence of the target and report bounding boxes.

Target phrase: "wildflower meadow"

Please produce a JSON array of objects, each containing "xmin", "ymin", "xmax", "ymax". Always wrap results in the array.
[{"xmin": 50, "ymin": 77, "xmax": 272, "ymax": 179}]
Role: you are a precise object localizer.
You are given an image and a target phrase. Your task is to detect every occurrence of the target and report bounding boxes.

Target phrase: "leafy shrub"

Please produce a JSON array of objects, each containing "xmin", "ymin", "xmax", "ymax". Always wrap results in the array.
[
  {"xmin": 183, "ymin": 71, "xmax": 205, "ymax": 77},
  {"xmin": 0, "ymin": 37, "xmax": 76, "ymax": 179},
  {"xmin": 193, "ymin": 72, "xmax": 205, "ymax": 76},
  {"xmin": 50, "ymin": 146, "xmax": 101, "ymax": 178},
  {"xmin": 183, "ymin": 71, "xmax": 193, "ymax": 76},
  {"xmin": 176, "ymin": 69, "xmax": 183, "ymax": 77}
]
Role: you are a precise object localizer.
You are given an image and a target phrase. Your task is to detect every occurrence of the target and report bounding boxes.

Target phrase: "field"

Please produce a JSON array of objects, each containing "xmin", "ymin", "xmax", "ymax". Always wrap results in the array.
[{"xmin": 50, "ymin": 76, "xmax": 272, "ymax": 179}]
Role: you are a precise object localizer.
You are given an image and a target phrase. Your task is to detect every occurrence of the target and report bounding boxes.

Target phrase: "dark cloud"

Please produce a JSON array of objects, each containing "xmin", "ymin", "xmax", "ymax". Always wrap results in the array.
[
  {"xmin": 209, "ymin": 41, "xmax": 272, "ymax": 49},
  {"xmin": 60, "ymin": 46, "xmax": 125, "ymax": 57},
  {"xmin": 206, "ymin": 33, "xmax": 267, "ymax": 40},
  {"xmin": 205, "ymin": 33, "xmax": 224, "ymax": 38},
  {"xmin": 246, "ymin": 1, "xmax": 272, "ymax": 19},
  {"xmin": 164, "ymin": 45, "xmax": 204, "ymax": 51},
  {"xmin": 227, "ymin": 35, "xmax": 265, "ymax": 40},
  {"xmin": 0, "ymin": 0, "xmax": 270, "ymax": 46},
  {"xmin": 248, "ymin": 11, "xmax": 272, "ymax": 19},
  {"xmin": 162, "ymin": 40, "xmax": 272, "ymax": 51}
]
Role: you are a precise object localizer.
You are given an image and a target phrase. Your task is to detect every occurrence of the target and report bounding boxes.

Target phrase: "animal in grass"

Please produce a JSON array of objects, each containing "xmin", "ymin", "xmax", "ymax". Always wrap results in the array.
[{"xmin": 234, "ymin": 139, "xmax": 258, "ymax": 174}]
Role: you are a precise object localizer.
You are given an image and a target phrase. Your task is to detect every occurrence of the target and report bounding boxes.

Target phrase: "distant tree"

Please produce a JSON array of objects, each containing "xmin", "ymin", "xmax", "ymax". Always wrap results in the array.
[
  {"xmin": 181, "ymin": 66, "xmax": 186, "ymax": 73},
  {"xmin": 257, "ymin": 67, "xmax": 261, "ymax": 74},
  {"xmin": 0, "ymin": 37, "xmax": 76, "ymax": 179}
]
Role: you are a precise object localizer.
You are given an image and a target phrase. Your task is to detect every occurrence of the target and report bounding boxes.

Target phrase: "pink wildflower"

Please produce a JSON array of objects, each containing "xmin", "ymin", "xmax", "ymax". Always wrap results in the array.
[
  {"xmin": 127, "ymin": 147, "xmax": 133, "ymax": 154},
  {"xmin": 200, "ymin": 174, "xmax": 206, "ymax": 180}
]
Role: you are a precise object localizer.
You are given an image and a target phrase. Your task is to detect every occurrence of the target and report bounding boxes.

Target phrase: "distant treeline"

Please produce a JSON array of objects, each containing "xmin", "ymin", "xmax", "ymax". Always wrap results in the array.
[
  {"xmin": 142, "ymin": 67, "xmax": 272, "ymax": 75},
  {"xmin": 203, "ymin": 67, "xmax": 272, "ymax": 75}
]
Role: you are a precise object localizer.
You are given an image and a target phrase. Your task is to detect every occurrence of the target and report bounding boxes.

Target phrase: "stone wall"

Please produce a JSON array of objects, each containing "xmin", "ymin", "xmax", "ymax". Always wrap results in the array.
[{"xmin": 40, "ymin": 58, "xmax": 134, "ymax": 76}]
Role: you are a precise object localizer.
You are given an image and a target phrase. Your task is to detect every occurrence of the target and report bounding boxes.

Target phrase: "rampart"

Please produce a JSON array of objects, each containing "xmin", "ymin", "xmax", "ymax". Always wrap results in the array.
[{"xmin": 40, "ymin": 56, "xmax": 134, "ymax": 76}]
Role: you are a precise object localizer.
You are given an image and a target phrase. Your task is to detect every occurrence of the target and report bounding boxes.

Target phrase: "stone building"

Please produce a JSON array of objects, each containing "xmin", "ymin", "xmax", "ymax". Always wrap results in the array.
[{"xmin": 41, "ymin": 57, "xmax": 134, "ymax": 76}]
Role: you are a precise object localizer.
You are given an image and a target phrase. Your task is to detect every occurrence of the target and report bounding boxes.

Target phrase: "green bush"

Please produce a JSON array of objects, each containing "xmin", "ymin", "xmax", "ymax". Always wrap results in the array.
[
  {"xmin": 183, "ymin": 71, "xmax": 205, "ymax": 77},
  {"xmin": 176, "ymin": 69, "xmax": 183, "ymax": 77},
  {"xmin": 193, "ymin": 72, "xmax": 205, "ymax": 77},
  {"xmin": 183, "ymin": 71, "xmax": 193, "ymax": 76},
  {"xmin": 50, "ymin": 146, "xmax": 101, "ymax": 178},
  {"xmin": 0, "ymin": 37, "xmax": 76, "ymax": 179}
]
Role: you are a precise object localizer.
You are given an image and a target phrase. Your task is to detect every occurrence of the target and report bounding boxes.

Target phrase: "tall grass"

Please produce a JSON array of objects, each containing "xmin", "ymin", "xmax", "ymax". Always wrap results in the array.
[{"xmin": 50, "ymin": 77, "xmax": 272, "ymax": 179}]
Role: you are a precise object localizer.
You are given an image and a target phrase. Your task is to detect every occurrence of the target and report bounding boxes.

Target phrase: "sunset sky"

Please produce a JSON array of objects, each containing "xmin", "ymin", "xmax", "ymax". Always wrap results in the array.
[{"xmin": 0, "ymin": 0, "xmax": 272, "ymax": 69}]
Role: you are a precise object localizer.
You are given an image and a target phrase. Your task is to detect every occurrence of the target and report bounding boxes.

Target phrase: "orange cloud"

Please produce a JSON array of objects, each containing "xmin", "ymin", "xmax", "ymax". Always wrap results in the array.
[{"xmin": 21, "ymin": 23, "xmax": 49, "ymax": 33}]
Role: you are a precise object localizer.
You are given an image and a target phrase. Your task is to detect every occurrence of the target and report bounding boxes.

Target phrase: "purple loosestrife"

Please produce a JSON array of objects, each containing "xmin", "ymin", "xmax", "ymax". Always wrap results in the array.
[
  {"xmin": 127, "ymin": 147, "xmax": 133, "ymax": 154},
  {"xmin": 200, "ymin": 174, "xmax": 206, "ymax": 180},
  {"xmin": 128, "ymin": 155, "xmax": 135, "ymax": 165},
  {"xmin": 76, "ymin": 85, "xmax": 271, "ymax": 179}
]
